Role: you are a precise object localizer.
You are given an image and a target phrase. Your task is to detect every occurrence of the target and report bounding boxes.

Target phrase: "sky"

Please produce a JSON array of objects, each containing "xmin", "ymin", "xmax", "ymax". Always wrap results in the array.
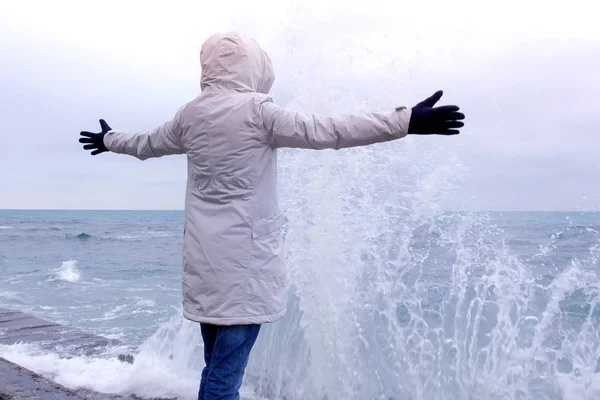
[{"xmin": 0, "ymin": 0, "xmax": 598, "ymax": 211}]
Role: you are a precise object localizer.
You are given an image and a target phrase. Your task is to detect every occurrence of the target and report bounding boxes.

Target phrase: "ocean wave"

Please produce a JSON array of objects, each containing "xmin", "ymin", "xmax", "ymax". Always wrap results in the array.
[
  {"xmin": 0, "ymin": 290, "xmax": 22, "ymax": 300},
  {"xmin": 0, "ymin": 225, "xmax": 13, "ymax": 230},
  {"xmin": 4, "ymin": 270, "xmax": 41, "ymax": 284},
  {"xmin": 136, "ymin": 299, "xmax": 157, "ymax": 308},
  {"xmin": 131, "ymin": 299, "xmax": 159, "ymax": 316},
  {"xmin": 70, "ymin": 232, "xmax": 175, "ymax": 242},
  {"xmin": 146, "ymin": 231, "xmax": 173, "ymax": 237},
  {"xmin": 25, "ymin": 226, "xmax": 62, "ymax": 232},
  {"xmin": 117, "ymin": 235, "xmax": 134, "ymax": 240},
  {"xmin": 101, "ymin": 305, "xmax": 129, "ymax": 321},
  {"xmin": 117, "ymin": 232, "xmax": 174, "ymax": 240},
  {"xmin": 48, "ymin": 260, "xmax": 82, "ymax": 283},
  {"xmin": 84, "ymin": 299, "xmax": 161, "ymax": 323},
  {"xmin": 0, "ymin": 342, "xmax": 208, "ymax": 400},
  {"xmin": 0, "ymin": 312, "xmax": 231, "ymax": 400}
]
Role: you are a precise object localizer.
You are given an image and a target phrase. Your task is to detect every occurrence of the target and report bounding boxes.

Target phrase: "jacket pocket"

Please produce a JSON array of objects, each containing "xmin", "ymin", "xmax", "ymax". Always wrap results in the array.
[
  {"xmin": 252, "ymin": 212, "xmax": 285, "ymax": 239},
  {"xmin": 251, "ymin": 211, "xmax": 286, "ymax": 279}
]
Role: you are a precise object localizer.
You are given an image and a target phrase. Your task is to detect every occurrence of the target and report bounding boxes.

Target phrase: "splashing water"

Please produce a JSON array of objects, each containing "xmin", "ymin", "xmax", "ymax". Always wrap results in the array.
[
  {"xmin": 243, "ymin": 12, "xmax": 600, "ymax": 400},
  {"xmin": 0, "ymin": 313, "xmax": 261, "ymax": 400},
  {"xmin": 245, "ymin": 195, "xmax": 600, "ymax": 400},
  {"xmin": 49, "ymin": 260, "xmax": 82, "ymax": 283},
  {"xmin": 3, "ymin": 205, "xmax": 598, "ymax": 400}
]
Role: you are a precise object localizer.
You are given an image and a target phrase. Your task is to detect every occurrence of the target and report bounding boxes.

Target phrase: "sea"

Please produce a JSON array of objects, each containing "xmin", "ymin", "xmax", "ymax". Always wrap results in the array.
[{"xmin": 1, "ymin": 158, "xmax": 600, "ymax": 400}]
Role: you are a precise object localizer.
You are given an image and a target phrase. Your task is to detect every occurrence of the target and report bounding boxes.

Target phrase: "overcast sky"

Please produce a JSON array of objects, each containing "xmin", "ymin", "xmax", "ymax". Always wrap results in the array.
[{"xmin": 1, "ymin": 0, "xmax": 598, "ymax": 211}]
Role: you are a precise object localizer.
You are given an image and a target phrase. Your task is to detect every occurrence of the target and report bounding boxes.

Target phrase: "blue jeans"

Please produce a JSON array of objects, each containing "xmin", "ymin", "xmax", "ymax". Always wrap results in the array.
[{"xmin": 198, "ymin": 323, "xmax": 261, "ymax": 400}]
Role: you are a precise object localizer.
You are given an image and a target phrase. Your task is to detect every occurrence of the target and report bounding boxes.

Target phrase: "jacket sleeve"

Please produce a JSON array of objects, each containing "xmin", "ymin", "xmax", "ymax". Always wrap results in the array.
[
  {"xmin": 103, "ymin": 111, "xmax": 184, "ymax": 160},
  {"xmin": 259, "ymin": 101, "xmax": 412, "ymax": 150}
]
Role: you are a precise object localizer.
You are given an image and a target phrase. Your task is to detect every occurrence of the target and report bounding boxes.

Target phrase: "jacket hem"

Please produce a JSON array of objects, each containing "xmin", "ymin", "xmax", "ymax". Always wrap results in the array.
[{"xmin": 182, "ymin": 306, "xmax": 287, "ymax": 326}]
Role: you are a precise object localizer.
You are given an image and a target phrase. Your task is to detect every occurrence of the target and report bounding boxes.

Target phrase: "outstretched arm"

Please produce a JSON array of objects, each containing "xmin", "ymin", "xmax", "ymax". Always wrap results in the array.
[
  {"xmin": 260, "ymin": 102, "xmax": 411, "ymax": 150},
  {"xmin": 79, "ymin": 113, "xmax": 184, "ymax": 160},
  {"xmin": 260, "ymin": 90, "xmax": 464, "ymax": 150}
]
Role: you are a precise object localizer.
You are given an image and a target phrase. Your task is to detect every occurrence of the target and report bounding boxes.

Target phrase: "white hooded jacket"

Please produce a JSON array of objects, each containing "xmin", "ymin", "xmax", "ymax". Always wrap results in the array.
[{"xmin": 103, "ymin": 31, "xmax": 411, "ymax": 325}]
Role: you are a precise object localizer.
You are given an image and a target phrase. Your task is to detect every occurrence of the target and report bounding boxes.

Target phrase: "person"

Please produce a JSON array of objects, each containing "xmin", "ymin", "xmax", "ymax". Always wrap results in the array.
[{"xmin": 79, "ymin": 31, "xmax": 465, "ymax": 400}]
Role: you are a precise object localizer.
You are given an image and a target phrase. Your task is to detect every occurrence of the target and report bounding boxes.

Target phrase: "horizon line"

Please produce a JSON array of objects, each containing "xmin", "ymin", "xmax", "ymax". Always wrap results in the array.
[{"xmin": 1, "ymin": 208, "xmax": 599, "ymax": 213}]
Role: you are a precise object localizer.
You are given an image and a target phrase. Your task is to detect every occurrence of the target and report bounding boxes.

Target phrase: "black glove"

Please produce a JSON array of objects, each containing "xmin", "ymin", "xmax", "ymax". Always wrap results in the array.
[
  {"xmin": 407, "ymin": 91, "xmax": 465, "ymax": 135},
  {"xmin": 79, "ymin": 119, "xmax": 111, "ymax": 155}
]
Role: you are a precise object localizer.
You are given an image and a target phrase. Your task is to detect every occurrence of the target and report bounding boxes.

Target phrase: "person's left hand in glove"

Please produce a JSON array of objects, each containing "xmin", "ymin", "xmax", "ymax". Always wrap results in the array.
[{"xmin": 79, "ymin": 119, "xmax": 112, "ymax": 155}]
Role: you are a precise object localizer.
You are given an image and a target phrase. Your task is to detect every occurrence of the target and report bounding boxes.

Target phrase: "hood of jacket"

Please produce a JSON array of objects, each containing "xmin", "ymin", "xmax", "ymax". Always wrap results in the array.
[{"xmin": 200, "ymin": 31, "xmax": 275, "ymax": 94}]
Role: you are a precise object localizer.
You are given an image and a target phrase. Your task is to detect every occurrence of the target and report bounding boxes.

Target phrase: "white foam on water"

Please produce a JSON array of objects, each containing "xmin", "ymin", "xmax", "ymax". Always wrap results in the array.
[
  {"xmin": 136, "ymin": 299, "xmax": 157, "ymax": 307},
  {"xmin": 146, "ymin": 231, "xmax": 172, "ymax": 237},
  {"xmin": 116, "ymin": 232, "xmax": 171, "ymax": 241},
  {"xmin": 132, "ymin": 299, "xmax": 159, "ymax": 315},
  {"xmin": 0, "ymin": 312, "xmax": 267, "ymax": 400},
  {"xmin": 49, "ymin": 260, "xmax": 82, "ymax": 283},
  {"xmin": 101, "ymin": 304, "xmax": 129, "ymax": 321},
  {"xmin": 0, "ymin": 225, "xmax": 13, "ymax": 229},
  {"xmin": 0, "ymin": 290, "xmax": 22, "ymax": 300},
  {"xmin": 0, "ymin": 342, "xmax": 199, "ymax": 400},
  {"xmin": 4, "ymin": 270, "xmax": 41, "ymax": 284}
]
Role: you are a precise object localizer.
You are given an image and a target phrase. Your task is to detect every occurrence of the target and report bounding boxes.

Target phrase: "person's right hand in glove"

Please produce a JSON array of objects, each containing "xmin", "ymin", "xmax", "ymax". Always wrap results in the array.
[{"xmin": 407, "ymin": 90, "xmax": 465, "ymax": 135}]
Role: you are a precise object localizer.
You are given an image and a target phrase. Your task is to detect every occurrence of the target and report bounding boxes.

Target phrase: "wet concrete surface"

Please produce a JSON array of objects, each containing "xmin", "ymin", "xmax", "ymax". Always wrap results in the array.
[
  {"xmin": 0, "ymin": 355, "xmax": 91, "ymax": 399},
  {"xmin": 0, "ymin": 308, "xmax": 122, "ymax": 357}
]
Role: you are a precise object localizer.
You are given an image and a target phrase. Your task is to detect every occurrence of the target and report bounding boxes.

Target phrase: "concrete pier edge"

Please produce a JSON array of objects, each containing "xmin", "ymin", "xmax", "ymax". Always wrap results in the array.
[{"xmin": 0, "ymin": 307, "xmax": 149, "ymax": 400}]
